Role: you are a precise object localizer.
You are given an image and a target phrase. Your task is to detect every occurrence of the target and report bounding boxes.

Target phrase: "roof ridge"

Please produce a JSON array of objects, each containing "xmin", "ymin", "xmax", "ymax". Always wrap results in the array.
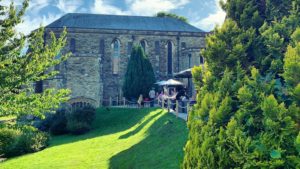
[{"xmin": 46, "ymin": 13, "xmax": 205, "ymax": 33}]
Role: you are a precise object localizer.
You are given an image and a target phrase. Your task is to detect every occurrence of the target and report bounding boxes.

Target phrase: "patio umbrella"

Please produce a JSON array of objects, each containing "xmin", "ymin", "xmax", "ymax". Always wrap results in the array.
[
  {"xmin": 162, "ymin": 79, "xmax": 184, "ymax": 86},
  {"xmin": 174, "ymin": 68, "xmax": 192, "ymax": 78},
  {"xmin": 154, "ymin": 80, "xmax": 167, "ymax": 85}
]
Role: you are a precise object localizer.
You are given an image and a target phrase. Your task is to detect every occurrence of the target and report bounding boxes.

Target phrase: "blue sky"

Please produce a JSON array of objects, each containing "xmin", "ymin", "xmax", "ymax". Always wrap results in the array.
[{"xmin": 2, "ymin": 0, "xmax": 226, "ymax": 34}]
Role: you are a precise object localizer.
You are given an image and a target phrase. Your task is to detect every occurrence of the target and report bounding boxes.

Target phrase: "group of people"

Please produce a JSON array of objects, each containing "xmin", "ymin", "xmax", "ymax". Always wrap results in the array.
[
  {"xmin": 137, "ymin": 87, "xmax": 192, "ymax": 109},
  {"xmin": 137, "ymin": 88, "xmax": 156, "ymax": 108}
]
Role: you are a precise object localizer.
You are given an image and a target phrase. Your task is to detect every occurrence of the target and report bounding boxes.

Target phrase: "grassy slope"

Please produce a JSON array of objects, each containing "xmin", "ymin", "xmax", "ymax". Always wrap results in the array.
[{"xmin": 1, "ymin": 108, "xmax": 188, "ymax": 169}]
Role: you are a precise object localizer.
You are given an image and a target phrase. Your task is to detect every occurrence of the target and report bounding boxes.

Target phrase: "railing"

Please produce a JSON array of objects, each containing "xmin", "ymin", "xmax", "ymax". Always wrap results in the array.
[{"xmin": 103, "ymin": 96, "xmax": 194, "ymax": 120}]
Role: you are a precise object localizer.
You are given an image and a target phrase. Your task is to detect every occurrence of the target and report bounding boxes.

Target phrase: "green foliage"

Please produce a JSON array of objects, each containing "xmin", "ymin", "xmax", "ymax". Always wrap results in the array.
[
  {"xmin": 37, "ymin": 106, "xmax": 96, "ymax": 135},
  {"xmin": 66, "ymin": 106, "xmax": 96, "ymax": 135},
  {"xmin": 66, "ymin": 120, "xmax": 91, "ymax": 135},
  {"xmin": 0, "ymin": 125, "xmax": 49, "ymax": 158},
  {"xmin": 282, "ymin": 28, "xmax": 300, "ymax": 88},
  {"xmin": 156, "ymin": 12, "xmax": 188, "ymax": 23},
  {"xmin": 34, "ymin": 109, "xmax": 68, "ymax": 135},
  {"xmin": 202, "ymin": 19, "xmax": 256, "ymax": 77},
  {"xmin": 49, "ymin": 109, "xmax": 68, "ymax": 135},
  {"xmin": 0, "ymin": 0, "xmax": 70, "ymax": 119},
  {"xmin": 0, "ymin": 127, "xmax": 21, "ymax": 157},
  {"xmin": 122, "ymin": 45, "xmax": 156, "ymax": 99},
  {"xmin": 183, "ymin": 0, "xmax": 300, "ymax": 168}
]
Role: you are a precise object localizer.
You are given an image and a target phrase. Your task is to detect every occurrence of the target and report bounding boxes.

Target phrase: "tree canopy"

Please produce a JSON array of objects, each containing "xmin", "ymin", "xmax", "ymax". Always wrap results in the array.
[
  {"xmin": 0, "ymin": 0, "xmax": 70, "ymax": 118},
  {"xmin": 183, "ymin": 0, "xmax": 300, "ymax": 168},
  {"xmin": 155, "ymin": 12, "xmax": 188, "ymax": 23}
]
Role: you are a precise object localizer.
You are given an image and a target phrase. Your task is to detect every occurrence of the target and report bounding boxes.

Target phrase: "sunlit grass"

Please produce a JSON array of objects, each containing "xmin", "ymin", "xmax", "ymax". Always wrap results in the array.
[
  {"xmin": 0, "ymin": 115, "xmax": 16, "ymax": 121},
  {"xmin": 0, "ymin": 108, "xmax": 187, "ymax": 169}
]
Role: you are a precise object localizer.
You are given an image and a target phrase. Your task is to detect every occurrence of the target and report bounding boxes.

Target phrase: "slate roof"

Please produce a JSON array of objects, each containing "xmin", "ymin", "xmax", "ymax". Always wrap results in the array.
[{"xmin": 46, "ymin": 13, "xmax": 204, "ymax": 33}]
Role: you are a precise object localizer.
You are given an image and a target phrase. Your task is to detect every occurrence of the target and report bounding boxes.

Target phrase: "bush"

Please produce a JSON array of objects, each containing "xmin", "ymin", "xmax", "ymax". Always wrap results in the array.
[
  {"xmin": 17, "ymin": 126, "xmax": 49, "ymax": 154},
  {"xmin": 0, "ymin": 127, "xmax": 21, "ymax": 157},
  {"xmin": 68, "ymin": 106, "xmax": 96, "ymax": 123},
  {"xmin": 49, "ymin": 109, "xmax": 68, "ymax": 135},
  {"xmin": 66, "ymin": 106, "xmax": 96, "ymax": 135},
  {"xmin": 36, "ymin": 106, "xmax": 96, "ymax": 136},
  {"xmin": 35, "ymin": 109, "xmax": 68, "ymax": 135},
  {"xmin": 0, "ymin": 126, "xmax": 49, "ymax": 158},
  {"xmin": 66, "ymin": 120, "xmax": 91, "ymax": 135}
]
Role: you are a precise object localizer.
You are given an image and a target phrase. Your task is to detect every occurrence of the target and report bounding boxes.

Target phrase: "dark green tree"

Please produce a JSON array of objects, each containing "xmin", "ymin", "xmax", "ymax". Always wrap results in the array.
[
  {"xmin": 122, "ymin": 45, "xmax": 156, "ymax": 100},
  {"xmin": 183, "ymin": 0, "xmax": 300, "ymax": 168},
  {"xmin": 155, "ymin": 12, "xmax": 188, "ymax": 23},
  {"xmin": 0, "ymin": 0, "xmax": 70, "ymax": 118}
]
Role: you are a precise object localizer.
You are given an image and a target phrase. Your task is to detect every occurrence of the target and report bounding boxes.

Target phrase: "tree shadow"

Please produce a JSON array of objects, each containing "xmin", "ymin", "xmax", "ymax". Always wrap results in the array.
[
  {"xmin": 109, "ymin": 113, "xmax": 188, "ymax": 169},
  {"xmin": 118, "ymin": 111, "xmax": 161, "ymax": 139},
  {"xmin": 2, "ymin": 108, "xmax": 162, "ymax": 164},
  {"xmin": 49, "ymin": 107, "xmax": 160, "ymax": 147}
]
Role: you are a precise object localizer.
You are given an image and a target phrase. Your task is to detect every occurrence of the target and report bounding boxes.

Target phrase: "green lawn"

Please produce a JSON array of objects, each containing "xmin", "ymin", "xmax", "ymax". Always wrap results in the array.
[{"xmin": 0, "ymin": 108, "xmax": 188, "ymax": 169}]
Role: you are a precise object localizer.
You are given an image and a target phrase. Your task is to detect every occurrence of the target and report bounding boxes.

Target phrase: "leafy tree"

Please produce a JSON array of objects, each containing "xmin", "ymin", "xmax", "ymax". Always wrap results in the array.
[
  {"xmin": 183, "ymin": 0, "xmax": 300, "ymax": 168},
  {"xmin": 122, "ymin": 45, "xmax": 156, "ymax": 100},
  {"xmin": 0, "ymin": 0, "xmax": 70, "ymax": 118},
  {"xmin": 155, "ymin": 12, "xmax": 188, "ymax": 23}
]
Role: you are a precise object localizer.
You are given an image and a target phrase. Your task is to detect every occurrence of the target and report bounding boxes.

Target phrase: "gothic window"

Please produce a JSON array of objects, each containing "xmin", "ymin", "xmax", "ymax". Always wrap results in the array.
[
  {"xmin": 112, "ymin": 39, "xmax": 120, "ymax": 74},
  {"xmin": 188, "ymin": 53, "xmax": 192, "ymax": 68},
  {"xmin": 70, "ymin": 38, "xmax": 76, "ymax": 53},
  {"xmin": 140, "ymin": 40, "xmax": 146, "ymax": 53},
  {"xmin": 167, "ymin": 41, "xmax": 173, "ymax": 74},
  {"xmin": 35, "ymin": 81, "xmax": 43, "ymax": 93},
  {"xmin": 200, "ymin": 56, "xmax": 204, "ymax": 64},
  {"xmin": 181, "ymin": 42, "xmax": 186, "ymax": 49},
  {"xmin": 127, "ymin": 42, "xmax": 133, "ymax": 55},
  {"xmin": 99, "ymin": 39, "xmax": 105, "ymax": 55},
  {"xmin": 155, "ymin": 41, "xmax": 160, "ymax": 55}
]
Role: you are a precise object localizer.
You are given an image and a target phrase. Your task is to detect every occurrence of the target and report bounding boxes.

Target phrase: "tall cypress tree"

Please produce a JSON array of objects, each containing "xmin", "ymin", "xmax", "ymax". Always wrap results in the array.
[
  {"xmin": 183, "ymin": 1, "xmax": 300, "ymax": 168},
  {"xmin": 122, "ymin": 45, "xmax": 156, "ymax": 99}
]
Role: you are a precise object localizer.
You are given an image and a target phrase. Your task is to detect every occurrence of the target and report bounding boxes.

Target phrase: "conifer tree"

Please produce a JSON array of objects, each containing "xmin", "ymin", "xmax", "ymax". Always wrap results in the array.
[
  {"xmin": 122, "ymin": 45, "xmax": 156, "ymax": 99},
  {"xmin": 0, "ymin": 1, "xmax": 70, "ymax": 118},
  {"xmin": 183, "ymin": 1, "xmax": 300, "ymax": 168}
]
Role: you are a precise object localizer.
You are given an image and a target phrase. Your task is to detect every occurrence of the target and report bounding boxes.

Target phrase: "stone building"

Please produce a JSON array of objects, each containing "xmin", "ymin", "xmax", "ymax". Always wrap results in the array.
[{"xmin": 41, "ymin": 13, "xmax": 206, "ymax": 107}]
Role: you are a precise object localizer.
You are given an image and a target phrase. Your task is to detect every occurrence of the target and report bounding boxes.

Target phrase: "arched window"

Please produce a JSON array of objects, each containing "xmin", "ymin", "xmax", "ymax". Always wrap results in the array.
[
  {"xmin": 112, "ymin": 39, "xmax": 120, "ymax": 74},
  {"xmin": 167, "ymin": 41, "xmax": 173, "ymax": 74},
  {"xmin": 200, "ymin": 56, "xmax": 204, "ymax": 64},
  {"xmin": 99, "ymin": 39, "xmax": 105, "ymax": 55},
  {"xmin": 140, "ymin": 40, "xmax": 146, "ymax": 53},
  {"xmin": 155, "ymin": 41, "xmax": 160, "ymax": 55},
  {"xmin": 70, "ymin": 38, "xmax": 76, "ymax": 53}
]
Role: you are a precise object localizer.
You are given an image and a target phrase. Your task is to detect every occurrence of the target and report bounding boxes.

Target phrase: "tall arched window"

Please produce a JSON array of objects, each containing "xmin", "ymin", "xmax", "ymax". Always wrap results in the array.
[
  {"xmin": 140, "ymin": 40, "xmax": 146, "ymax": 53},
  {"xmin": 99, "ymin": 39, "xmax": 105, "ymax": 55},
  {"xmin": 112, "ymin": 39, "xmax": 120, "ymax": 74},
  {"xmin": 70, "ymin": 38, "xmax": 76, "ymax": 53},
  {"xmin": 167, "ymin": 41, "xmax": 173, "ymax": 74}
]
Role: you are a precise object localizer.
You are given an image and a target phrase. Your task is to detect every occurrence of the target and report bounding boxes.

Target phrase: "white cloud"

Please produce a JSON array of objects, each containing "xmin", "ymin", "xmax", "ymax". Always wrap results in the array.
[
  {"xmin": 57, "ymin": 0, "xmax": 84, "ymax": 13},
  {"xmin": 127, "ymin": 0, "xmax": 190, "ymax": 16},
  {"xmin": 15, "ymin": 14, "xmax": 60, "ymax": 35},
  {"xmin": 92, "ymin": 0, "xmax": 128, "ymax": 15},
  {"xmin": 192, "ymin": 0, "xmax": 226, "ymax": 32},
  {"xmin": 91, "ymin": 0, "xmax": 190, "ymax": 16}
]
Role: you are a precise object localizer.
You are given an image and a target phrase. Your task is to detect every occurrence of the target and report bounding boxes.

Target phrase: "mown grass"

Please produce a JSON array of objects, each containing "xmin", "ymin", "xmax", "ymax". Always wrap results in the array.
[{"xmin": 0, "ymin": 108, "xmax": 188, "ymax": 169}]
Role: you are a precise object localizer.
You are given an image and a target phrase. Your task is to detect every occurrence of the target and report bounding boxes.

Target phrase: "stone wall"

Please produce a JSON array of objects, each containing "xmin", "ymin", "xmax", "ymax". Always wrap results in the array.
[{"xmin": 44, "ymin": 28, "xmax": 206, "ymax": 106}]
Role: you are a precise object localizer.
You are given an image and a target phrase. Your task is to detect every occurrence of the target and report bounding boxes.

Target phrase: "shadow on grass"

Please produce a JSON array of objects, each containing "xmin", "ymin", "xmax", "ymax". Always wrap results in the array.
[
  {"xmin": 1, "ymin": 108, "xmax": 162, "ymax": 165},
  {"xmin": 49, "ymin": 107, "xmax": 160, "ymax": 147},
  {"xmin": 109, "ymin": 112, "xmax": 188, "ymax": 169},
  {"xmin": 118, "ymin": 111, "xmax": 161, "ymax": 139}
]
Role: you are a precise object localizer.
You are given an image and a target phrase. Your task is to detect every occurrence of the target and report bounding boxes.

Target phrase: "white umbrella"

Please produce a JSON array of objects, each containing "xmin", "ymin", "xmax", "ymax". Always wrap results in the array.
[
  {"xmin": 159, "ymin": 79, "xmax": 183, "ymax": 86},
  {"xmin": 155, "ymin": 80, "xmax": 167, "ymax": 85}
]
